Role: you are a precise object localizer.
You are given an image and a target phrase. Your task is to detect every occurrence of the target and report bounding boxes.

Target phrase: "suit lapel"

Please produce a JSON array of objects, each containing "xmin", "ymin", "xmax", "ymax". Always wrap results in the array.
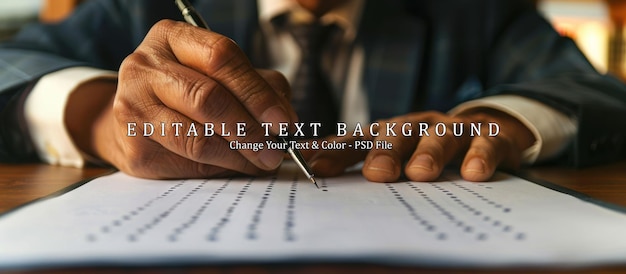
[{"xmin": 359, "ymin": 0, "xmax": 425, "ymax": 121}]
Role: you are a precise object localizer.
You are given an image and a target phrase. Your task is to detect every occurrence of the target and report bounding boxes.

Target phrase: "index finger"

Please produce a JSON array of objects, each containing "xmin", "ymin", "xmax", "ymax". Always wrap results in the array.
[{"xmin": 145, "ymin": 20, "xmax": 293, "ymax": 134}]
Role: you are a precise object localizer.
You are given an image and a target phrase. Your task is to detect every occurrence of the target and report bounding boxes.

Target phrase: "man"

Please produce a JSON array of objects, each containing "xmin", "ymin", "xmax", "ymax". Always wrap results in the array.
[{"xmin": 0, "ymin": 0, "xmax": 625, "ymax": 182}]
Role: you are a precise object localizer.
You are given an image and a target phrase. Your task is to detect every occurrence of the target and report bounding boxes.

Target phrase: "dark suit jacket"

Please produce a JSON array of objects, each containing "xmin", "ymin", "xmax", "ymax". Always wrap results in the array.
[{"xmin": 1, "ymin": 0, "xmax": 625, "ymax": 166}]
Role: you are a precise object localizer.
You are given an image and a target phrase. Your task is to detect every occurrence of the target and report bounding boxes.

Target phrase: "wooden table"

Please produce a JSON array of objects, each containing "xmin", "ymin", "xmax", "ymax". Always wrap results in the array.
[{"xmin": 1, "ymin": 161, "xmax": 626, "ymax": 273}]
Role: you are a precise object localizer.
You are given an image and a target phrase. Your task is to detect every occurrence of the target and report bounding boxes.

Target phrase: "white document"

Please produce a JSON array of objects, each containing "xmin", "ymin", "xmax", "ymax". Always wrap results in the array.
[{"xmin": 1, "ymin": 163, "xmax": 626, "ymax": 268}]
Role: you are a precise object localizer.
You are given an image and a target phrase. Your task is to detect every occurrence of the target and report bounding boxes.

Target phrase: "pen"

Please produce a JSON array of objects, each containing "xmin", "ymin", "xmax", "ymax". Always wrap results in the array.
[
  {"xmin": 174, "ymin": 0, "xmax": 320, "ymax": 188},
  {"xmin": 174, "ymin": 0, "xmax": 209, "ymax": 29}
]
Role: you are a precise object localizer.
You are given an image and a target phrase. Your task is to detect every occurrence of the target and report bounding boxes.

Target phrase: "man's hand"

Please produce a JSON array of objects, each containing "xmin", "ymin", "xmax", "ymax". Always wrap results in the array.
[
  {"xmin": 65, "ymin": 20, "xmax": 297, "ymax": 179},
  {"xmin": 308, "ymin": 110, "xmax": 536, "ymax": 182}
]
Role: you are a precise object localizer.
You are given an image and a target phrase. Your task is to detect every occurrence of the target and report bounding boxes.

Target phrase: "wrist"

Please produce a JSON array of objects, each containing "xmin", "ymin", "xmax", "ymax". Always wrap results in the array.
[{"xmin": 64, "ymin": 79, "xmax": 117, "ymax": 164}]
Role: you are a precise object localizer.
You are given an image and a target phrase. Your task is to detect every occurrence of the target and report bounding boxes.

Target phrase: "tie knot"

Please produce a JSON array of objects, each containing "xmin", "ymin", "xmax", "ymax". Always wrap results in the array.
[{"xmin": 287, "ymin": 21, "xmax": 336, "ymax": 56}]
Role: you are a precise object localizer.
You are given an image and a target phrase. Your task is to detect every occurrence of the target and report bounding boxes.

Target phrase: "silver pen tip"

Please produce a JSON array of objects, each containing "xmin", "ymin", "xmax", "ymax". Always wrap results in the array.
[{"xmin": 310, "ymin": 177, "xmax": 319, "ymax": 189}]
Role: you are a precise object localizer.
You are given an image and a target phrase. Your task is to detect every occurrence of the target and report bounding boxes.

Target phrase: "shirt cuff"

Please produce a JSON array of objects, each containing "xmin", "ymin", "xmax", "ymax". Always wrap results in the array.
[
  {"xmin": 449, "ymin": 95, "xmax": 578, "ymax": 164},
  {"xmin": 24, "ymin": 67, "xmax": 117, "ymax": 168}
]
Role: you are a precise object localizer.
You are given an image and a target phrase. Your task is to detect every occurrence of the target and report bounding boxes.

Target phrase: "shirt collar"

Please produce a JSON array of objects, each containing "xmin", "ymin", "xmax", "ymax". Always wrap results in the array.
[{"xmin": 258, "ymin": 0, "xmax": 363, "ymax": 40}]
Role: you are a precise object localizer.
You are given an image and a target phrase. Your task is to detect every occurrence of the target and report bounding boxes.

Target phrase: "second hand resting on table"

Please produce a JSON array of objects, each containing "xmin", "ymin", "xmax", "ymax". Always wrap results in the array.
[{"xmin": 62, "ymin": 20, "xmax": 536, "ymax": 182}]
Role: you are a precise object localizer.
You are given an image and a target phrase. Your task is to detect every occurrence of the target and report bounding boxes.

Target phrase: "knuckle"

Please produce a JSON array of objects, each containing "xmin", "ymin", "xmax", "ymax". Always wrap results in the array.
[
  {"xmin": 467, "ymin": 141, "xmax": 496, "ymax": 159},
  {"xmin": 182, "ymin": 133, "xmax": 208, "ymax": 161},
  {"xmin": 459, "ymin": 110, "xmax": 492, "ymax": 122},
  {"xmin": 112, "ymin": 98, "xmax": 132, "ymax": 120},
  {"xmin": 149, "ymin": 19, "xmax": 178, "ymax": 38},
  {"xmin": 187, "ymin": 80, "xmax": 214, "ymax": 111},
  {"xmin": 242, "ymin": 121, "xmax": 264, "ymax": 141},
  {"xmin": 419, "ymin": 138, "xmax": 446, "ymax": 159},
  {"xmin": 183, "ymin": 78, "xmax": 228, "ymax": 119},
  {"xmin": 205, "ymin": 36, "xmax": 244, "ymax": 74},
  {"xmin": 443, "ymin": 124, "xmax": 467, "ymax": 147},
  {"xmin": 119, "ymin": 53, "xmax": 149, "ymax": 78},
  {"xmin": 142, "ymin": 20, "xmax": 183, "ymax": 62},
  {"xmin": 423, "ymin": 110, "xmax": 445, "ymax": 121},
  {"xmin": 145, "ymin": 20, "xmax": 180, "ymax": 53},
  {"xmin": 118, "ymin": 51, "xmax": 169, "ymax": 89},
  {"xmin": 237, "ymin": 81, "xmax": 269, "ymax": 107},
  {"xmin": 113, "ymin": 94, "xmax": 162, "ymax": 123},
  {"xmin": 479, "ymin": 134, "xmax": 506, "ymax": 150}
]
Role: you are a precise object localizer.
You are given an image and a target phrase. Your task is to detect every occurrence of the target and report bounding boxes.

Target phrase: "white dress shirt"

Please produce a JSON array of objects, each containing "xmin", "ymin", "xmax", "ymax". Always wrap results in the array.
[{"xmin": 24, "ymin": 0, "xmax": 576, "ymax": 167}]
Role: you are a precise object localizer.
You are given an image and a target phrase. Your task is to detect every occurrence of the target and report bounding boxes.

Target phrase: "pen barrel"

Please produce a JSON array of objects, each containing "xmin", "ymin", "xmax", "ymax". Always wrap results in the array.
[
  {"xmin": 279, "ymin": 137, "xmax": 314, "ymax": 178},
  {"xmin": 174, "ymin": 0, "xmax": 210, "ymax": 29},
  {"xmin": 183, "ymin": 9, "xmax": 209, "ymax": 29}
]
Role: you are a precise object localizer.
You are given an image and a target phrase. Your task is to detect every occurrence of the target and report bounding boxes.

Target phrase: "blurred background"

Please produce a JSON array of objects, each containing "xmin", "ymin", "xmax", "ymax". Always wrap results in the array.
[
  {"xmin": 0, "ymin": 0, "xmax": 41, "ymax": 42},
  {"xmin": 1, "ymin": 0, "xmax": 626, "ymax": 81}
]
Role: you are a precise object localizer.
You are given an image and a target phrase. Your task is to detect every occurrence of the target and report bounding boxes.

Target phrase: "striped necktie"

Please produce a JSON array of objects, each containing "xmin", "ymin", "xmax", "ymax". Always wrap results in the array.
[{"xmin": 287, "ymin": 20, "xmax": 338, "ymax": 137}]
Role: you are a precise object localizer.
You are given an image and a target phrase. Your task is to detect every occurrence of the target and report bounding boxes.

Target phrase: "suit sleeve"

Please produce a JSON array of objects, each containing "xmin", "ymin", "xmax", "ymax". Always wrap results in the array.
[
  {"xmin": 483, "ymin": 3, "xmax": 626, "ymax": 167},
  {"xmin": 0, "ymin": 1, "xmax": 135, "ymax": 93},
  {"xmin": 0, "ymin": 0, "xmax": 169, "ymax": 163}
]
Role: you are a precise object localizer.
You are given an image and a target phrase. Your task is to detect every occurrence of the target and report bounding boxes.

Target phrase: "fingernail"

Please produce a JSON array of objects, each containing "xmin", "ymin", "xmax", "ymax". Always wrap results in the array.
[
  {"xmin": 367, "ymin": 155, "xmax": 396, "ymax": 175},
  {"xmin": 260, "ymin": 105, "xmax": 290, "ymax": 125},
  {"xmin": 259, "ymin": 149, "xmax": 283, "ymax": 170},
  {"xmin": 411, "ymin": 154, "xmax": 433, "ymax": 171},
  {"xmin": 465, "ymin": 158, "xmax": 485, "ymax": 173}
]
